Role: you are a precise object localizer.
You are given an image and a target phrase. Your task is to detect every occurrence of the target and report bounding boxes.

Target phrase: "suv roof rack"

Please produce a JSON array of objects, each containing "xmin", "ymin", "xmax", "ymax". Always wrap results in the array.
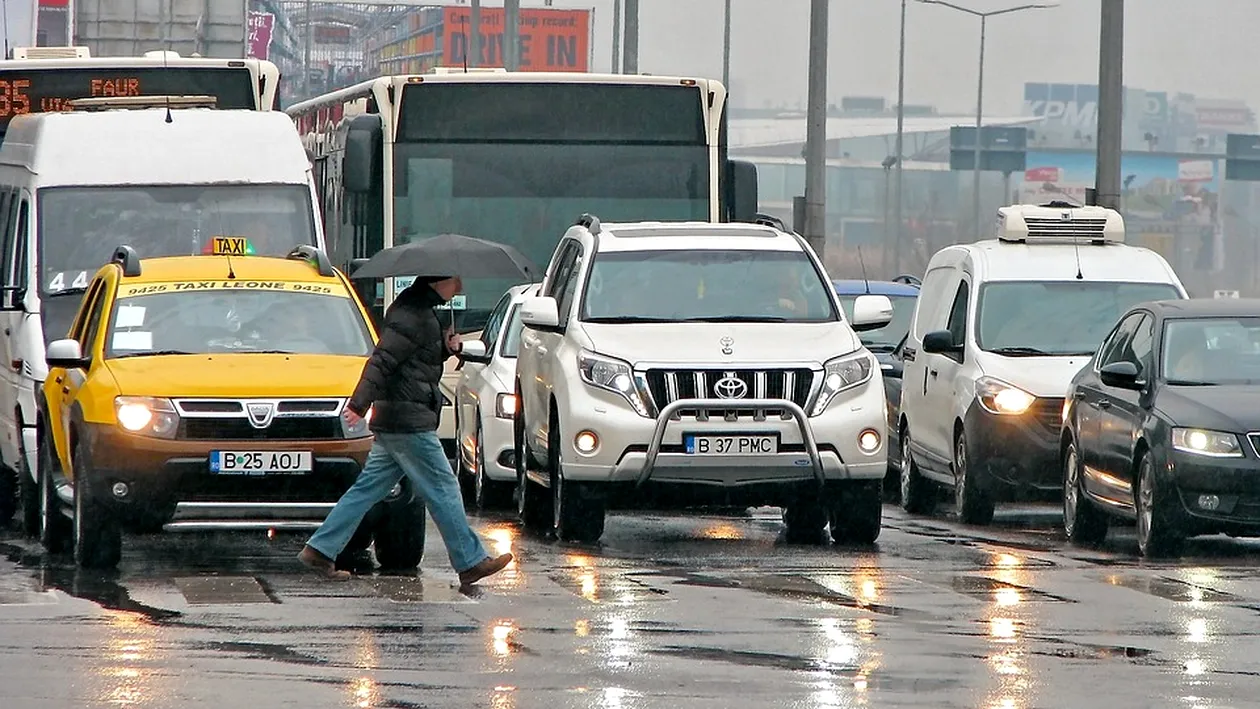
[
  {"xmin": 751, "ymin": 213, "xmax": 792, "ymax": 233},
  {"xmin": 111, "ymin": 245, "xmax": 142, "ymax": 277},
  {"xmin": 286, "ymin": 245, "xmax": 336, "ymax": 277},
  {"xmin": 575, "ymin": 213, "xmax": 602, "ymax": 235}
]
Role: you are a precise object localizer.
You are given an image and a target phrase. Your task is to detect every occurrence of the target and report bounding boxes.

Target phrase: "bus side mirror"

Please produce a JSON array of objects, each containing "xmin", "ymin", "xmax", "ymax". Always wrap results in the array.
[
  {"xmin": 344, "ymin": 114, "xmax": 383, "ymax": 194},
  {"xmin": 727, "ymin": 159, "xmax": 759, "ymax": 223}
]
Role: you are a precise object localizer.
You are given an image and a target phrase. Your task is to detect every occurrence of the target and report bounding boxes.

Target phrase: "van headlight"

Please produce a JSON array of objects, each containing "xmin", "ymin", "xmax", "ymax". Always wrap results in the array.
[
  {"xmin": 975, "ymin": 376, "xmax": 1036, "ymax": 416},
  {"xmin": 811, "ymin": 352, "xmax": 874, "ymax": 416},
  {"xmin": 577, "ymin": 350, "xmax": 650, "ymax": 417},
  {"xmin": 495, "ymin": 393, "xmax": 517, "ymax": 419},
  {"xmin": 115, "ymin": 396, "xmax": 179, "ymax": 439},
  {"xmin": 340, "ymin": 404, "xmax": 373, "ymax": 438},
  {"xmin": 1172, "ymin": 427, "xmax": 1243, "ymax": 458}
]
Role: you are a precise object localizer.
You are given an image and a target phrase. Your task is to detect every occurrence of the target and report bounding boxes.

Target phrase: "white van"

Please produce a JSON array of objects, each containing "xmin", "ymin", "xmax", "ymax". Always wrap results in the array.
[
  {"xmin": 896, "ymin": 203, "xmax": 1187, "ymax": 524},
  {"xmin": 0, "ymin": 99, "xmax": 326, "ymax": 533}
]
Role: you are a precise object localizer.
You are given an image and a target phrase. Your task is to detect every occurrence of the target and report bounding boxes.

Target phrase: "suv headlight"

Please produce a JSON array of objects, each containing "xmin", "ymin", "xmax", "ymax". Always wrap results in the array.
[
  {"xmin": 114, "ymin": 396, "xmax": 179, "ymax": 439},
  {"xmin": 495, "ymin": 393, "xmax": 517, "ymax": 420},
  {"xmin": 1172, "ymin": 427, "xmax": 1243, "ymax": 458},
  {"xmin": 340, "ymin": 404, "xmax": 373, "ymax": 438},
  {"xmin": 577, "ymin": 350, "xmax": 650, "ymax": 417},
  {"xmin": 975, "ymin": 376, "xmax": 1036, "ymax": 416},
  {"xmin": 811, "ymin": 351, "xmax": 875, "ymax": 416}
]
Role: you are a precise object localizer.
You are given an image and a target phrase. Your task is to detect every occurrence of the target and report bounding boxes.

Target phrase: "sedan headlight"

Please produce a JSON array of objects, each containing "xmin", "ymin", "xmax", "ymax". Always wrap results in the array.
[
  {"xmin": 811, "ymin": 351, "xmax": 875, "ymax": 416},
  {"xmin": 340, "ymin": 404, "xmax": 373, "ymax": 438},
  {"xmin": 577, "ymin": 350, "xmax": 650, "ymax": 417},
  {"xmin": 495, "ymin": 392, "xmax": 517, "ymax": 419},
  {"xmin": 114, "ymin": 396, "xmax": 178, "ymax": 439},
  {"xmin": 975, "ymin": 376, "xmax": 1036, "ymax": 416},
  {"xmin": 1172, "ymin": 427, "xmax": 1243, "ymax": 458}
]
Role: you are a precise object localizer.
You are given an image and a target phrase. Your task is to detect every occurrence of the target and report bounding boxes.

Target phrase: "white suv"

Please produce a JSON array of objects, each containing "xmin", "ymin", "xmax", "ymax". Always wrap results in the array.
[{"xmin": 513, "ymin": 216, "xmax": 895, "ymax": 544}]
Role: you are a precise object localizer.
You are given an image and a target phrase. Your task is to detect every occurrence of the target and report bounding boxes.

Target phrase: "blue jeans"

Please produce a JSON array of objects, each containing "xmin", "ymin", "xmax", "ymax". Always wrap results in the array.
[{"xmin": 306, "ymin": 431, "xmax": 490, "ymax": 573}]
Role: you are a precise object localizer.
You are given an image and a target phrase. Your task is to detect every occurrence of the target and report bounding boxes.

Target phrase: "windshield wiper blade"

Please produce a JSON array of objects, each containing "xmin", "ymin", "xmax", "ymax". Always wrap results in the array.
[
  {"xmin": 683, "ymin": 315, "xmax": 789, "ymax": 323},
  {"xmin": 865, "ymin": 343, "xmax": 897, "ymax": 353},
  {"xmin": 988, "ymin": 346, "xmax": 1052, "ymax": 356},
  {"xmin": 583, "ymin": 316, "xmax": 678, "ymax": 323},
  {"xmin": 247, "ymin": 349, "xmax": 298, "ymax": 354},
  {"xmin": 44, "ymin": 288, "xmax": 88, "ymax": 297},
  {"xmin": 112, "ymin": 349, "xmax": 194, "ymax": 359},
  {"xmin": 1167, "ymin": 379, "xmax": 1216, "ymax": 386}
]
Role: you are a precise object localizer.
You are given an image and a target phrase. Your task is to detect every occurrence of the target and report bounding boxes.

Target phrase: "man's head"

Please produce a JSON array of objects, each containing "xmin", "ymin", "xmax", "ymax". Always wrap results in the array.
[{"xmin": 430, "ymin": 276, "xmax": 463, "ymax": 301}]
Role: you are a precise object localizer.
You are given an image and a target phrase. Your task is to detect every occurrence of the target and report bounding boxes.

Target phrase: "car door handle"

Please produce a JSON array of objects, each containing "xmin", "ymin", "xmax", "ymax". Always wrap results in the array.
[
  {"xmin": 61, "ymin": 386, "xmax": 69, "ymax": 394},
  {"xmin": 929, "ymin": 369, "xmax": 938, "ymax": 378},
  {"xmin": 55, "ymin": 375, "xmax": 63, "ymax": 384},
  {"xmin": 537, "ymin": 346, "xmax": 548, "ymax": 356},
  {"xmin": 1098, "ymin": 399, "xmax": 1112, "ymax": 409},
  {"xmin": 1073, "ymin": 391, "xmax": 1085, "ymax": 400}
]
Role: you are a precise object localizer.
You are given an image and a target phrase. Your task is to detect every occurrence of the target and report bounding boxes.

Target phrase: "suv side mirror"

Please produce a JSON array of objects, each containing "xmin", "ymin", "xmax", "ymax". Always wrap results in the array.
[
  {"xmin": 46, "ymin": 339, "xmax": 87, "ymax": 369},
  {"xmin": 459, "ymin": 339, "xmax": 491, "ymax": 364},
  {"xmin": 850, "ymin": 294, "xmax": 894, "ymax": 332},
  {"xmin": 1099, "ymin": 360, "xmax": 1141, "ymax": 389},
  {"xmin": 520, "ymin": 296, "xmax": 561, "ymax": 333},
  {"xmin": 921, "ymin": 330, "xmax": 961, "ymax": 355}
]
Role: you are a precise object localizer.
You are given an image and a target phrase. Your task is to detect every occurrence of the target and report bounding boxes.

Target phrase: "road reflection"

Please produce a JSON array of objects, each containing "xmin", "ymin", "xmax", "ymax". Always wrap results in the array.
[
  {"xmin": 347, "ymin": 631, "xmax": 381, "ymax": 708},
  {"xmin": 983, "ymin": 552, "xmax": 1031, "ymax": 709},
  {"xmin": 94, "ymin": 609, "xmax": 167, "ymax": 707}
]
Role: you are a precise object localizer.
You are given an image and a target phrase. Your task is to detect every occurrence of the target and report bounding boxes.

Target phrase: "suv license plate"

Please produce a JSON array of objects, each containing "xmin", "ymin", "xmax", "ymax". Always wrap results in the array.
[
  {"xmin": 210, "ymin": 451, "xmax": 313, "ymax": 475},
  {"xmin": 684, "ymin": 435, "xmax": 778, "ymax": 456}
]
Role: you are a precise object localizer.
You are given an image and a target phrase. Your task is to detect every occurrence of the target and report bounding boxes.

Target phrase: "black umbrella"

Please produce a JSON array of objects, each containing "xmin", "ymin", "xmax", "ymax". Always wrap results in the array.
[{"xmin": 350, "ymin": 233, "xmax": 539, "ymax": 282}]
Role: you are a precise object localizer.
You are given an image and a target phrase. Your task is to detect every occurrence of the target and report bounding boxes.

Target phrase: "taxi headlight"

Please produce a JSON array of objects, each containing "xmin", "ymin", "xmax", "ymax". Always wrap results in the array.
[
  {"xmin": 577, "ymin": 350, "xmax": 651, "ymax": 417},
  {"xmin": 341, "ymin": 404, "xmax": 373, "ymax": 438},
  {"xmin": 1172, "ymin": 427, "xmax": 1243, "ymax": 458},
  {"xmin": 114, "ymin": 396, "xmax": 178, "ymax": 439},
  {"xmin": 811, "ymin": 352, "xmax": 875, "ymax": 416},
  {"xmin": 975, "ymin": 376, "xmax": 1036, "ymax": 416}
]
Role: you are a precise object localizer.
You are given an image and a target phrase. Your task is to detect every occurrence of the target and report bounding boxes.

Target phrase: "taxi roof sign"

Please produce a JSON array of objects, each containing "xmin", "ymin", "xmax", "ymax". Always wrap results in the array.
[{"xmin": 209, "ymin": 237, "xmax": 253, "ymax": 256}]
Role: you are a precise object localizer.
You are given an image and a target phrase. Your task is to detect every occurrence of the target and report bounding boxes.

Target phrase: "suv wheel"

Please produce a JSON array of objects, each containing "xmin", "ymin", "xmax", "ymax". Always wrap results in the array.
[
  {"xmin": 1063, "ymin": 439, "xmax": 1108, "ymax": 546},
  {"xmin": 953, "ymin": 429, "xmax": 994, "ymax": 525},
  {"xmin": 372, "ymin": 479, "xmax": 426, "ymax": 570},
  {"xmin": 784, "ymin": 491, "xmax": 828, "ymax": 544},
  {"xmin": 71, "ymin": 439, "xmax": 122, "ymax": 570},
  {"xmin": 899, "ymin": 426, "xmax": 935, "ymax": 515},
  {"xmin": 829, "ymin": 480, "xmax": 882, "ymax": 545},
  {"xmin": 514, "ymin": 405, "xmax": 552, "ymax": 533},
  {"xmin": 549, "ymin": 414, "xmax": 605, "ymax": 543}
]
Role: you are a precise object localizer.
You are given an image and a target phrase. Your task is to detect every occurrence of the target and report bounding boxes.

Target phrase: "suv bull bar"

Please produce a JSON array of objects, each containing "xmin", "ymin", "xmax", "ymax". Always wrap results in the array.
[{"xmin": 638, "ymin": 398, "xmax": 825, "ymax": 488}]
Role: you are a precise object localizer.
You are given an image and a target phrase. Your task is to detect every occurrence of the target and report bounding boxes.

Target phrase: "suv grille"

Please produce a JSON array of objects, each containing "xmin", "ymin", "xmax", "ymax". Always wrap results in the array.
[{"xmin": 644, "ymin": 368, "xmax": 814, "ymax": 417}]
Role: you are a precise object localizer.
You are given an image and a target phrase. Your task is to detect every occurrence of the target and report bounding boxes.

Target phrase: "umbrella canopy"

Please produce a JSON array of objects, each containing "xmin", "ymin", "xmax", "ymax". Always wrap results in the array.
[{"xmin": 350, "ymin": 233, "xmax": 539, "ymax": 282}]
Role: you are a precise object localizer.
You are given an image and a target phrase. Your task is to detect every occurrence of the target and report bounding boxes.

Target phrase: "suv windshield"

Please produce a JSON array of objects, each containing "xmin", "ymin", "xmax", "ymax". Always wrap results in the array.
[
  {"xmin": 39, "ymin": 185, "xmax": 316, "ymax": 296},
  {"xmin": 1163, "ymin": 317, "xmax": 1260, "ymax": 385},
  {"xmin": 581, "ymin": 249, "xmax": 837, "ymax": 323},
  {"xmin": 977, "ymin": 281, "xmax": 1182, "ymax": 356},
  {"xmin": 839, "ymin": 294, "xmax": 917, "ymax": 351},
  {"xmin": 105, "ymin": 288, "xmax": 373, "ymax": 358}
]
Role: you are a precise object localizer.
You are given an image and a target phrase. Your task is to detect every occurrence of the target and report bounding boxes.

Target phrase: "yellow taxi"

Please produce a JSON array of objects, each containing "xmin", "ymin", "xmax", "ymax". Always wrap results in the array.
[{"xmin": 37, "ymin": 240, "xmax": 426, "ymax": 569}]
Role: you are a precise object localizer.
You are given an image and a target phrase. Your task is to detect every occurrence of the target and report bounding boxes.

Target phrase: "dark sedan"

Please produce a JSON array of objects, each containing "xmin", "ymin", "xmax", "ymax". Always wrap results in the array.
[{"xmin": 1061, "ymin": 298, "xmax": 1260, "ymax": 557}]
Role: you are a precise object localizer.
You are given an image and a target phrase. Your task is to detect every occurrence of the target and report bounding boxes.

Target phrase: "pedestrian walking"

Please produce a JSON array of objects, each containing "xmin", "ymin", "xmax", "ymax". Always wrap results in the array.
[{"xmin": 298, "ymin": 275, "xmax": 513, "ymax": 585}]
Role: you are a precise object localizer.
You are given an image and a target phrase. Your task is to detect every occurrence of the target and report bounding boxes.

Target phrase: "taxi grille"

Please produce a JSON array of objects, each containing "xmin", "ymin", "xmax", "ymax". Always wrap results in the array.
[
  {"xmin": 173, "ymin": 398, "xmax": 345, "ymax": 441},
  {"xmin": 179, "ymin": 418, "xmax": 342, "ymax": 440}
]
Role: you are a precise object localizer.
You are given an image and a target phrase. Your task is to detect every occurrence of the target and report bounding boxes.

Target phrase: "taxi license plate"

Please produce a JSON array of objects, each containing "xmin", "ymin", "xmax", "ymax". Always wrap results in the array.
[
  {"xmin": 684, "ymin": 434, "xmax": 778, "ymax": 456},
  {"xmin": 210, "ymin": 451, "xmax": 313, "ymax": 475}
]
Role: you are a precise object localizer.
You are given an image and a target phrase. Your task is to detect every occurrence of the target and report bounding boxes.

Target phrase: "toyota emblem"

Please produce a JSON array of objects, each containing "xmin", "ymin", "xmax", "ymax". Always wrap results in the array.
[
  {"xmin": 713, "ymin": 373, "xmax": 748, "ymax": 400},
  {"xmin": 720, "ymin": 336, "xmax": 734, "ymax": 355}
]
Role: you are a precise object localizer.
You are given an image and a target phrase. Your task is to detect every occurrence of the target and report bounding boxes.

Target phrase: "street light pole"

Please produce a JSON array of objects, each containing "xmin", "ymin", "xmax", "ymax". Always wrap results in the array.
[
  {"xmin": 917, "ymin": 1, "xmax": 1058, "ymax": 235},
  {"xmin": 503, "ymin": 0, "xmax": 520, "ymax": 71},
  {"xmin": 611, "ymin": 0, "xmax": 621, "ymax": 73},
  {"xmin": 892, "ymin": 0, "xmax": 907, "ymax": 275},
  {"xmin": 803, "ymin": 0, "xmax": 829, "ymax": 257},
  {"xmin": 1096, "ymin": 0, "xmax": 1124, "ymax": 210},
  {"xmin": 623, "ymin": 0, "xmax": 639, "ymax": 74},
  {"xmin": 470, "ymin": 0, "xmax": 481, "ymax": 68},
  {"xmin": 722, "ymin": 0, "xmax": 732, "ymax": 89}
]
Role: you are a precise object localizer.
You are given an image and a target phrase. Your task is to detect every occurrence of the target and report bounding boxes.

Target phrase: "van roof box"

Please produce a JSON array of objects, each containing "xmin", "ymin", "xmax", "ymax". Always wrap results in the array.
[
  {"xmin": 995, "ymin": 202, "xmax": 1125, "ymax": 245},
  {"xmin": 10, "ymin": 46, "xmax": 90, "ymax": 60}
]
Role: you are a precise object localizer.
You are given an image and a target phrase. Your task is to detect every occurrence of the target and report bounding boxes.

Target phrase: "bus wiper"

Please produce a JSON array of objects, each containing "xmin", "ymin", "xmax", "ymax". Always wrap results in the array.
[
  {"xmin": 113, "ymin": 349, "xmax": 194, "ymax": 359},
  {"xmin": 584, "ymin": 316, "xmax": 678, "ymax": 323},
  {"xmin": 988, "ymin": 346, "xmax": 1051, "ymax": 356},
  {"xmin": 45, "ymin": 287, "xmax": 88, "ymax": 297},
  {"xmin": 683, "ymin": 315, "xmax": 789, "ymax": 323}
]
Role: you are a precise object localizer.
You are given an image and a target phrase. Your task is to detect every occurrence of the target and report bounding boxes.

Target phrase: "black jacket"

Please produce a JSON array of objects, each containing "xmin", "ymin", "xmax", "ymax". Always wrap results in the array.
[{"xmin": 347, "ymin": 284, "xmax": 455, "ymax": 433}]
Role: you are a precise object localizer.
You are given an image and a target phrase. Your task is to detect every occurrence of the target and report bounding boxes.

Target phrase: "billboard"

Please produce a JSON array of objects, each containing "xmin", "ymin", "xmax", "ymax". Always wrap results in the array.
[
  {"xmin": 444, "ymin": 6, "xmax": 590, "ymax": 72},
  {"xmin": 246, "ymin": 11, "xmax": 275, "ymax": 61}
]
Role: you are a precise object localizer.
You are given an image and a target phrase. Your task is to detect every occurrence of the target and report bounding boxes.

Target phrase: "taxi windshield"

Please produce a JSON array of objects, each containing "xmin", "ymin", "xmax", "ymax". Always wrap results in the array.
[{"xmin": 104, "ymin": 285, "xmax": 374, "ymax": 358}]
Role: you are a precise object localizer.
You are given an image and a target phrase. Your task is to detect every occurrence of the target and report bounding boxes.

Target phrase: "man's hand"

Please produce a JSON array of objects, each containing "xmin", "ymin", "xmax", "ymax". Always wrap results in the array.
[
  {"xmin": 342, "ymin": 408, "xmax": 364, "ymax": 428},
  {"xmin": 445, "ymin": 330, "xmax": 463, "ymax": 354}
]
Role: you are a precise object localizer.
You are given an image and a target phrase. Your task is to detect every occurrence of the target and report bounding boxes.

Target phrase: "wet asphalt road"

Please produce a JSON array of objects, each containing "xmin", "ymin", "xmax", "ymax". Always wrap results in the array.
[{"xmin": 2, "ymin": 503, "xmax": 1260, "ymax": 709}]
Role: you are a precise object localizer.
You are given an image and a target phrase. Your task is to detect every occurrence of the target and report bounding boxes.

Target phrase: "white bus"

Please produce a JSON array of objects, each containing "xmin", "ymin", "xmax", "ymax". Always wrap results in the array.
[
  {"xmin": 288, "ymin": 69, "xmax": 759, "ymax": 460},
  {"xmin": 0, "ymin": 46, "xmax": 282, "ymax": 142}
]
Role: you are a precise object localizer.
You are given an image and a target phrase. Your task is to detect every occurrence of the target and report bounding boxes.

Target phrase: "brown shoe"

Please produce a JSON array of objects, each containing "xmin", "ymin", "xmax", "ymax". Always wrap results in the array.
[
  {"xmin": 298, "ymin": 545, "xmax": 351, "ymax": 581},
  {"xmin": 458, "ymin": 553, "xmax": 513, "ymax": 586}
]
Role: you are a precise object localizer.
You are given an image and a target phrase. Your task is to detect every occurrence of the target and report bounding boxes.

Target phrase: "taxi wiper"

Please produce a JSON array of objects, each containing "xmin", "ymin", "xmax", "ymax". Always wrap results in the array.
[
  {"xmin": 113, "ymin": 349, "xmax": 194, "ymax": 359},
  {"xmin": 988, "ymin": 346, "xmax": 1051, "ymax": 356},
  {"xmin": 249, "ymin": 349, "xmax": 297, "ymax": 354}
]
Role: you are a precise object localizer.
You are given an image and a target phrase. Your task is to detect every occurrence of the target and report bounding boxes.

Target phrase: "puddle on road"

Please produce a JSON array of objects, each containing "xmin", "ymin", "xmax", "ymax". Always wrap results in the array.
[
  {"xmin": 366, "ymin": 577, "xmax": 477, "ymax": 604},
  {"xmin": 655, "ymin": 570, "xmax": 934, "ymax": 619},
  {"xmin": 949, "ymin": 575, "xmax": 1075, "ymax": 603},
  {"xmin": 650, "ymin": 645, "xmax": 837, "ymax": 673},
  {"xmin": 173, "ymin": 576, "xmax": 277, "ymax": 605},
  {"xmin": 196, "ymin": 640, "xmax": 327, "ymax": 666},
  {"xmin": 551, "ymin": 556, "xmax": 672, "ymax": 604},
  {"xmin": 2, "ymin": 542, "xmax": 182, "ymax": 623},
  {"xmin": 1101, "ymin": 573, "xmax": 1242, "ymax": 603}
]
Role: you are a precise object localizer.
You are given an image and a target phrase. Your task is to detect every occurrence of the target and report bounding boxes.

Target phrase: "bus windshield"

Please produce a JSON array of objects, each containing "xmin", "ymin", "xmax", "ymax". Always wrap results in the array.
[
  {"xmin": 37, "ymin": 184, "xmax": 317, "ymax": 295},
  {"xmin": 392, "ymin": 82, "xmax": 712, "ymax": 332}
]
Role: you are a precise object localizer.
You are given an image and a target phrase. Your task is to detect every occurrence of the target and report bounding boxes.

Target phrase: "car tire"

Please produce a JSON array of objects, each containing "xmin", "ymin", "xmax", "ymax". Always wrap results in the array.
[
  {"xmin": 784, "ymin": 491, "xmax": 829, "ymax": 544},
  {"xmin": 899, "ymin": 425, "xmax": 935, "ymax": 515},
  {"xmin": 829, "ymin": 480, "xmax": 883, "ymax": 545},
  {"xmin": 454, "ymin": 408, "xmax": 476, "ymax": 506},
  {"xmin": 514, "ymin": 399, "xmax": 552, "ymax": 533},
  {"xmin": 549, "ymin": 412, "xmax": 605, "ymax": 543},
  {"xmin": 372, "ymin": 479, "xmax": 426, "ymax": 571},
  {"xmin": 953, "ymin": 429, "xmax": 995, "ymax": 526},
  {"xmin": 474, "ymin": 414, "xmax": 513, "ymax": 510},
  {"xmin": 71, "ymin": 438, "xmax": 122, "ymax": 570},
  {"xmin": 38, "ymin": 425, "xmax": 70, "ymax": 554},
  {"xmin": 1135, "ymin": 451, "xmax": 1184, "ymax": 558},
  {"xmin": 18, "ymin": 433, "xmax": 39, "ymax": 537},
  {"xmin": 0, "ymin": 464, "xmax": 15, "ymax": 526},
  {"xmin": 1062, "ymin": 439, "xmax": 1108, "ymax": 546}
]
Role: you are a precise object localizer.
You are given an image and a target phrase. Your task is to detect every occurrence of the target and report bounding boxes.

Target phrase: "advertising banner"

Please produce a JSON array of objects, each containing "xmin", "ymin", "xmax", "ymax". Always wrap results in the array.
[
  {"xmin": 444, "ymin": 6, "xmax": 590, "ymax": 72},
  {"xmin": 35, "ymin": 0, "xmax": 69, "ymax": 47},
  {"xmin": 247, "ymin": 11, "xmax": 275, "ymax": 61}
]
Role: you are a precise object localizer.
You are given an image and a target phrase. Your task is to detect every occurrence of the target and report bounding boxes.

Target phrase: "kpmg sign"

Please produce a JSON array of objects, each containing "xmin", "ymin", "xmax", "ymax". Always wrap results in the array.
[{"xmin": 1023, "ymin": 83, "xmax": 1171, "ymax": 130}]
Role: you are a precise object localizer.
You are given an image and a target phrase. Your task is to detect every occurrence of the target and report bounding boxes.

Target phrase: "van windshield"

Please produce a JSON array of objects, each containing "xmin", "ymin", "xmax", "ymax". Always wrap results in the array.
[
  {"xmin": 976, "ymin": 281, "xmax": 1183, "ymax": 356},
  {"xmin": 37, "ymin": 184, "xmax": 316, "ymax": 296}
]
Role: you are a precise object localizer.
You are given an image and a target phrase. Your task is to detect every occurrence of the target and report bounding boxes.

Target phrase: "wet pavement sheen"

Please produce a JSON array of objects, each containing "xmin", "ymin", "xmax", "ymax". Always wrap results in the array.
[{"xmin": 2, "ymin": 504, "xmax": 1260, "ymax": 708}]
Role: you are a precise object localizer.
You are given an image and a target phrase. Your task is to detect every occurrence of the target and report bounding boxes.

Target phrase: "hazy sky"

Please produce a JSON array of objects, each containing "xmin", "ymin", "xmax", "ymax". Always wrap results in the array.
[{"xmin": 531, "ymin": 0, "xmax": 1260, "ymax": 116}]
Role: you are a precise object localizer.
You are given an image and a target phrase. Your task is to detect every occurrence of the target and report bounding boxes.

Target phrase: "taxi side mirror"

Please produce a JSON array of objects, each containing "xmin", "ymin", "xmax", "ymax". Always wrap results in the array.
[{"xmin": 46, "ymin": 339, "xmax": 87, "ymax": 369}]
